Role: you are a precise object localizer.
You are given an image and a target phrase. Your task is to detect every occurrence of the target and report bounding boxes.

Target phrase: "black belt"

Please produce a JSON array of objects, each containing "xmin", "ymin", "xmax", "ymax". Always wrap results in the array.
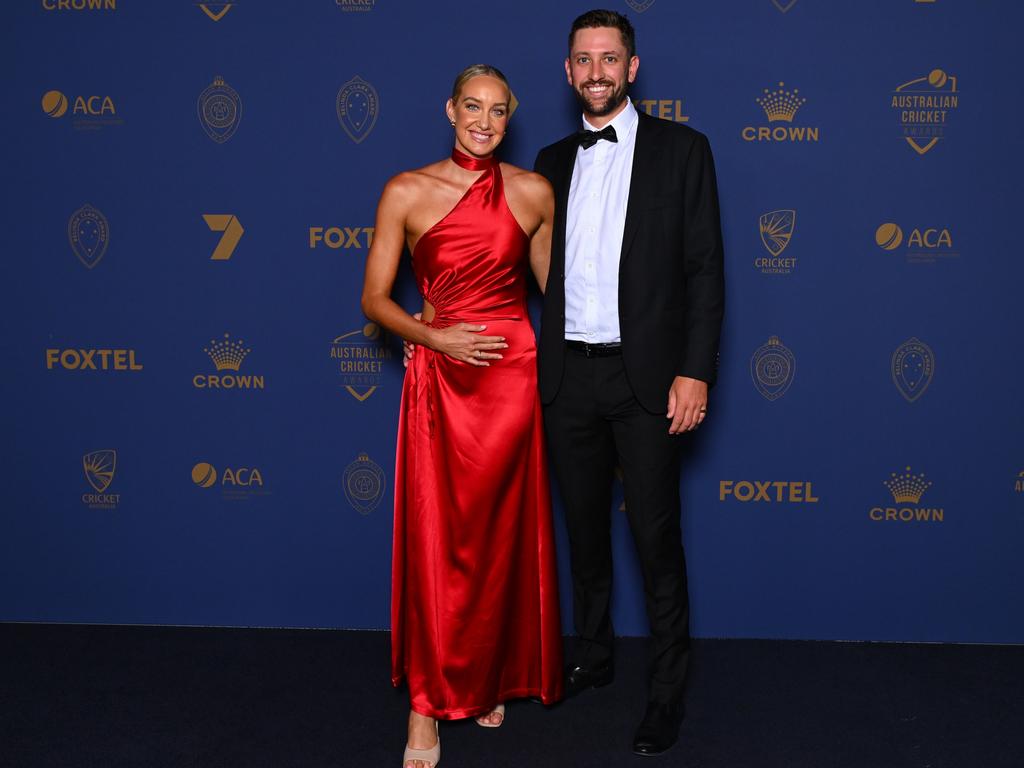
[{"xmin": 566, "ymin": 340, "xmax": 622, "ymax": 358}]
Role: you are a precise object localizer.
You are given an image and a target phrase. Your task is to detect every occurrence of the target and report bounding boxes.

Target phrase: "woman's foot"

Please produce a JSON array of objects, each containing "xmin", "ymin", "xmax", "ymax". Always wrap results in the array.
[
  {"xmin": 404, "ymin": 710, "xmax": 439, "ymax": 768},
  {"xmin": 474, "ymin": 703, "xmax": 505, "ymax": 728}
]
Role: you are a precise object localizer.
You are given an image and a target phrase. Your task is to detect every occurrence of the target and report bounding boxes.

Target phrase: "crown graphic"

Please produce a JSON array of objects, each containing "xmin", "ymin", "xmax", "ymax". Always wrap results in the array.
[
  {"xmin": 884, "ymin": 467, "xmax": 932, "ymax": 504},
  {"xmin": 757, "ymin": 82, "xmax": 806, "ymax": 123},
  {"xmin": 204, "ymin": 333, "xmax": 251, "ymax": 371}
]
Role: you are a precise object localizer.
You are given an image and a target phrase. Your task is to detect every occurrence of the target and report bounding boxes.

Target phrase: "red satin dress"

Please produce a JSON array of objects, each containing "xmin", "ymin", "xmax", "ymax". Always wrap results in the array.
[{"xmin": 391, "ymin": 149, "xmax": 563, "ymax": 718}]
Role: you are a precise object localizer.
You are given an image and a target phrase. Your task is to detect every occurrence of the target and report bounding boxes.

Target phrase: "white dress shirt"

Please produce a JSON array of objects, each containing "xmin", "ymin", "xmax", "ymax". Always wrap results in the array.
[{"xmin": 564, "ymin": 97, "xmax": 639, "ymax": 343}]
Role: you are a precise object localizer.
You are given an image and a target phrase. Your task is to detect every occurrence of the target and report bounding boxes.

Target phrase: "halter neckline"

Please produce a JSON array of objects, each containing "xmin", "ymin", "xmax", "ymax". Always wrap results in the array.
[{"xmin": 451, "ymin": 148, "xmax": 498, "ymax": 171}]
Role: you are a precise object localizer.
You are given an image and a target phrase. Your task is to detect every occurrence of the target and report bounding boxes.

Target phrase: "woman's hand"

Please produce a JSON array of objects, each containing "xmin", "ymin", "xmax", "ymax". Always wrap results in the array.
[{"xmin": 427, "ymin": 323, "xmax": 507, "ymax": 367}]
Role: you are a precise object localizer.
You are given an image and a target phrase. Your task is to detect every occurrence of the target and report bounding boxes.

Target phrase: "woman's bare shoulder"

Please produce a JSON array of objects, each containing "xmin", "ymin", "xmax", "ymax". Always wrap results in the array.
[
  {"xmin": 501, "ymin": 164, "xmax": 552, "ymax": 195},
  {"xmin": 382, "ymin": 160, "xmax": 451, "ymax": 200}
]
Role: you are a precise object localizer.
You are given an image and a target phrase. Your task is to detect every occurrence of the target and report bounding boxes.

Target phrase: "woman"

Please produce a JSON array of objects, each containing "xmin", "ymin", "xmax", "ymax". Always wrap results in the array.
[{"xmin": 361, "ymin": 65, "xmax": 563, "ymax": 768}]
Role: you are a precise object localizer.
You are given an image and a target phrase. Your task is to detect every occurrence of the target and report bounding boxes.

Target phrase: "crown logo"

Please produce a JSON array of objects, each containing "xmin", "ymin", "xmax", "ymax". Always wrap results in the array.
[
  {"xmin": 884, "ymin": 467, "xmax": 932, "ymax": 504},
  {"xmin": 757, "ymin": 82, "xmax": 806, "ymax": 123},
  {"xmin": 204, "ymin": 333, "xmax": 251, "ymax": 371}
]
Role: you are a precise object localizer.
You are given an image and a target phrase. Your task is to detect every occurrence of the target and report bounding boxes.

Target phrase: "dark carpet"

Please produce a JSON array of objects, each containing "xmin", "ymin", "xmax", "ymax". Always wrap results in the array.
[{"xmin": 2, "ymin": 624, "xmax": 1022, "ymax": 767}]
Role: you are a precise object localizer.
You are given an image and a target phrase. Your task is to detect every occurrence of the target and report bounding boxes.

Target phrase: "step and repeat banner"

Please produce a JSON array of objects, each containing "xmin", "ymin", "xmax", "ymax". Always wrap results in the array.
[{"xmin": 3, "ymin": 1, "xmax": 1022, "ymax": 643}]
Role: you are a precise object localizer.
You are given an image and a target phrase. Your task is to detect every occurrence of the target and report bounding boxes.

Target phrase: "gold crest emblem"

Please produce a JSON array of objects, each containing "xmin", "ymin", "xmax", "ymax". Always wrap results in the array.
[
  {"xmin": 83, "ymin": 450, "xmax": 117, "ymax": 493},
  {"xmin": 759, "ymin": 209, "xmax": 796, "ymax": 257}
]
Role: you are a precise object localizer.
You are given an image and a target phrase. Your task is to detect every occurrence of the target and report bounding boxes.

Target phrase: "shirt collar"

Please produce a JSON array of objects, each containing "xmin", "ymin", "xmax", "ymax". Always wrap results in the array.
[{"xmin": 581, "ymin": 97, "xmax": 638, "ymax": 138}]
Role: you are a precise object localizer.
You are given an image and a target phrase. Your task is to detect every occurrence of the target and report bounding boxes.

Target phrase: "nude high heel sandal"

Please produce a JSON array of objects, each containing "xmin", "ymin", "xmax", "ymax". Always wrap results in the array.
[{"xmin": 403, "ymin": 720, "xmax": 440, "ymax": 768}]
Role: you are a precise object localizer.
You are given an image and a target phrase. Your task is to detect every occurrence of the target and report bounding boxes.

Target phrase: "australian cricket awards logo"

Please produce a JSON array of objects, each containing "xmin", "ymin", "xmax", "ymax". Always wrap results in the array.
[
  {"xmin": 891, "ymin": 69, "xmax": 958, "ymax": 155},
  {"xmin": 198, "ymin": 76, "xmax": 242, "ymax": 143},
  {"xmin": 891, "ymin": 337, "xmax": 934, "ymax": 403},
  {"xmin": 756, "ymin": 209, "xmax": 797, "ymax": 274},
  {"xmin": 193, "ymin": 333, "xmax": 265, "ymax": 389},
  {"xmin": 869, "ymin": 466, "xmax": 943, "ymax": 522},
  {"xmin": 336, "ymin": 0, "xmax": 375, "ymax": 10},
  {"xmin": 192, "ymin": 461, "xmax": 269, "ymax": 500},
  {"xmin": 625, "ymin": 0, "xmax": 656, "ymax": 13},
  {"xmin": 197, "ymin": 2, "xmax": 234, "ymax": 21},
  {"xmin": 68, "ymin": 204, "xmax": 110, "ymax": 269},
  {"xmin": 343, "ymin": 453, "xmax": 385, "ymax": 515},
  {"xmin": 875, "ymin": 221, "xmax": 957, "ymax": 264},
  {"xmin": 331, "ymin": 323, "xmax": 391, "ymax": 401},
  {"xmin": 742, "ymin": 82, "xmax": 818, "ymax": 143},
  {"xmin": 751, "ymin": 336, "xmax": 795, "ymax": 400},
  {"xmin": 82, "ymin": 449, "xmax": 119, "ymax": 509},
  {"xmin": 336, "ymin": 76, "xmax": 379, "ymax": 144},
  {"xmin": 772, "ymin": 0, "xmax": 798, "ymax": 12}
]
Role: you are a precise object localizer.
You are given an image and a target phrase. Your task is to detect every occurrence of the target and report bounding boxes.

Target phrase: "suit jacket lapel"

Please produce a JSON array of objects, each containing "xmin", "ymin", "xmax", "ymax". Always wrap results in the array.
[
  {"xmin": 619, "ymin": 112, "xmax": 656, "ymax": 262},
  {"xmin": 552, "ymin": 139, "xmax": 577, "ymax": 272}
]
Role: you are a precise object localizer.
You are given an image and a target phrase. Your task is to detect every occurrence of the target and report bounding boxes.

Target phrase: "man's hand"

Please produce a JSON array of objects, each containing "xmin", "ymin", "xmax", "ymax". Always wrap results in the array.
[{"xmin": 666, "ymin": 376, "xmax": 708, "ymax": 434}]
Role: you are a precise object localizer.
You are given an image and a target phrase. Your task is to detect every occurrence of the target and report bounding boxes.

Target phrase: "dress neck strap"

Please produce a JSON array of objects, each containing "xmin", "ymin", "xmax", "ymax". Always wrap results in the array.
[{"xmin": 451, "ymin": 148, "xmax": 497, "ymax": 171}]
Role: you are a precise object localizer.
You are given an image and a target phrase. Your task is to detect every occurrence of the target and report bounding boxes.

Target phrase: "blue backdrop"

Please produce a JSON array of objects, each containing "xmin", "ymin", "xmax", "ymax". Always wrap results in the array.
[{"xmin": 3, "ymin": 0, "xmax": 1022, "ymax": 643}]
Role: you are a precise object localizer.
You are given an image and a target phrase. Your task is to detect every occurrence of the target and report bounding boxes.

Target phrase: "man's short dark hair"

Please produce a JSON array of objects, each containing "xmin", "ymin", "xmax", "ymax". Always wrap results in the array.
[{"xmin": 568, "ymin": 9, "xmax": 636, "ymax": 60}]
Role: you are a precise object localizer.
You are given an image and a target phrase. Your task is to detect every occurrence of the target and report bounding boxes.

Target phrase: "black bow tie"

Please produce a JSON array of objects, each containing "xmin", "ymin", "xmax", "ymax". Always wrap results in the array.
[{"xmin": 577, "ymin": 124, "xmax": 618, "ymax": 149}]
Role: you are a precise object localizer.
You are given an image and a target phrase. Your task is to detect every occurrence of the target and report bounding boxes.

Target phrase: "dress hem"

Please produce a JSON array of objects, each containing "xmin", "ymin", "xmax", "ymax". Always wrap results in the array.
[{"xmin": 391, "ymin": 679, "xmax": 563, "ymax": 720}]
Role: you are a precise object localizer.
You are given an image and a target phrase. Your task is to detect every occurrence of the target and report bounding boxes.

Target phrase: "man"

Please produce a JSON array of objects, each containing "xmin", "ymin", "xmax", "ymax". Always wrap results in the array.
[{"xmin": 533, "ymin": 9, "xmax": 724, "ymax": 756}]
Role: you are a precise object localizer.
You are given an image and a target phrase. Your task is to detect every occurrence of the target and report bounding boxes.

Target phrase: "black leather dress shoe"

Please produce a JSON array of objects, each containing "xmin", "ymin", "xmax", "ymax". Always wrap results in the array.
[
  {"xmin": 632, "ymin": 701, "xmax": 685, "ymax": 756},
  {"xmin": 564, "ymin": 662, "xmax": 614, "ymax": 697}
]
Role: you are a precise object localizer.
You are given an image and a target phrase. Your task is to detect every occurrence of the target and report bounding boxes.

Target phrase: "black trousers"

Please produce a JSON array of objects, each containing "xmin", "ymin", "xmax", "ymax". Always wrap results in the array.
[{"xmin": 544, "ymin": 348, "xmax": 690, "ymax": 704}]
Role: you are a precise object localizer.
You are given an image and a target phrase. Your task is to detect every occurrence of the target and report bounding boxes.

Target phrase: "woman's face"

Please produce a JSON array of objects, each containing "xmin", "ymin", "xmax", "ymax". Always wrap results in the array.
[{"xmin": 446, "ymin": 75, "xmax": 511, "ymax": 158}]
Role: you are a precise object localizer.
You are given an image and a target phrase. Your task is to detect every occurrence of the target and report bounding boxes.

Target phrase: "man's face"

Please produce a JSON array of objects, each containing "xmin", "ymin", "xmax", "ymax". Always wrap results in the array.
[{"xmin": 565, "ymin": 26, "xmax": 639, "ymax": 120}]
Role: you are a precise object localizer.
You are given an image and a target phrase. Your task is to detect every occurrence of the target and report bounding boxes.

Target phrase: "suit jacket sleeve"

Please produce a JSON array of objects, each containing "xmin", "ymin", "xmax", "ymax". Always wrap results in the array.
[{"xmin": 678, "ymin": 133, "xmax": 725, "ymax": 385}]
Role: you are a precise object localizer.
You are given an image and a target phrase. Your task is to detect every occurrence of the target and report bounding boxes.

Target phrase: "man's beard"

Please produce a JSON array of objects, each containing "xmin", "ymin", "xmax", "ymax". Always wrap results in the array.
[{"xmin": 575, "ymin": 79, "xmax": 629, "ymax": 118}]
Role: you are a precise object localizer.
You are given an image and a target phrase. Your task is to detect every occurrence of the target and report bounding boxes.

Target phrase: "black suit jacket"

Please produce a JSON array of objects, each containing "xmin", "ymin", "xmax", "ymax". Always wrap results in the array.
[{"xmin": 533, "ymin": 110, "xmax": 725, "ymax": 414}]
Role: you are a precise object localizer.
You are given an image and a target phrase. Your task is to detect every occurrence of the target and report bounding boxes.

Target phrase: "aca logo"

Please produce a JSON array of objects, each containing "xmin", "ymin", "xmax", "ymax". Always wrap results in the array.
[
  {"xmin": 891, "ymin": 69, "xmax": 958, "ymax": 155},
  {"xmin": 625, "ymin": 1, "xmax": 656, "ymax": 14},
  {"xmin": 742, "ymin": 82, "xmax": 819, "ymax": 143},
  {"xmin": 337, "ymin": 76, "xmax": 379, "ymax": 144},
  {"xmin": 343, "ymin": 453, "xmax": 386, "ymax": 515},
  {"xmin": 46, "ymin": 348, "xmax": 143, "ymax": 371},
  {"xmin": 197, "ymin": 2, "xmax": 234, "ymax": 21},
  {"xmin": 331, "ymin": 322, "xmax": 392, "ymax": 401},
  {"xmin": 309, "ymin": 226, "xmax": 375, "ymax": 250},
  {"xmin": 193, "ymin": 333, "xmax": 265, "ymax": 389},
  {"xmin": 82, "ymin": 449, "xmax": 120, "ymax": 509},
  {"xmin": 756, "ymin": 209, "xmax": 797, "ymax": 274},
  {"xmin": 772, "ymin": 0, "xmax": 798, "ymax": 11},
  {"xmin": 192, "ymin": 461, "xmax": 269, "ymax": 500},
  {"xmin": 41, "ymin": 90, "xmax": 122, "ymax": 130},
  {"xmin": 42, "ymin": 0, "xmax": 116, "ymax": 11},
  {"xmin": 719, "ymin": 480, "xmax": 819, "ymax": 503},
  {"xmin": 750, "ymin": 336, "xmax": 795, "ymax": 401},
  {"xmin": 869, "ymin": 466, "xmax": 944, "ymax": 522},
  {"xmin": 891, "ymin": 337, "xmax": 934, "ymax": 403},
  {"xmin": 198, "ymin": 76, "xmax": 242, "ymax": 143},
  {"xmin": 874, "ymin": 222, "xmax": 958, "ymax": 264},
  {"xmin": 68, "ymin": 204, "xmax": 110, "ymax": 269},
  {"xmin": 203, "ymin": 214, "xmax": 244, "ymax": 260},
  {"xmin": 635, "ymin": 99, "xmax": 689, "ymax": 123},
  {"xmin": 336, "ymin": 0, "xmax": 375, "ymax": 10}
]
